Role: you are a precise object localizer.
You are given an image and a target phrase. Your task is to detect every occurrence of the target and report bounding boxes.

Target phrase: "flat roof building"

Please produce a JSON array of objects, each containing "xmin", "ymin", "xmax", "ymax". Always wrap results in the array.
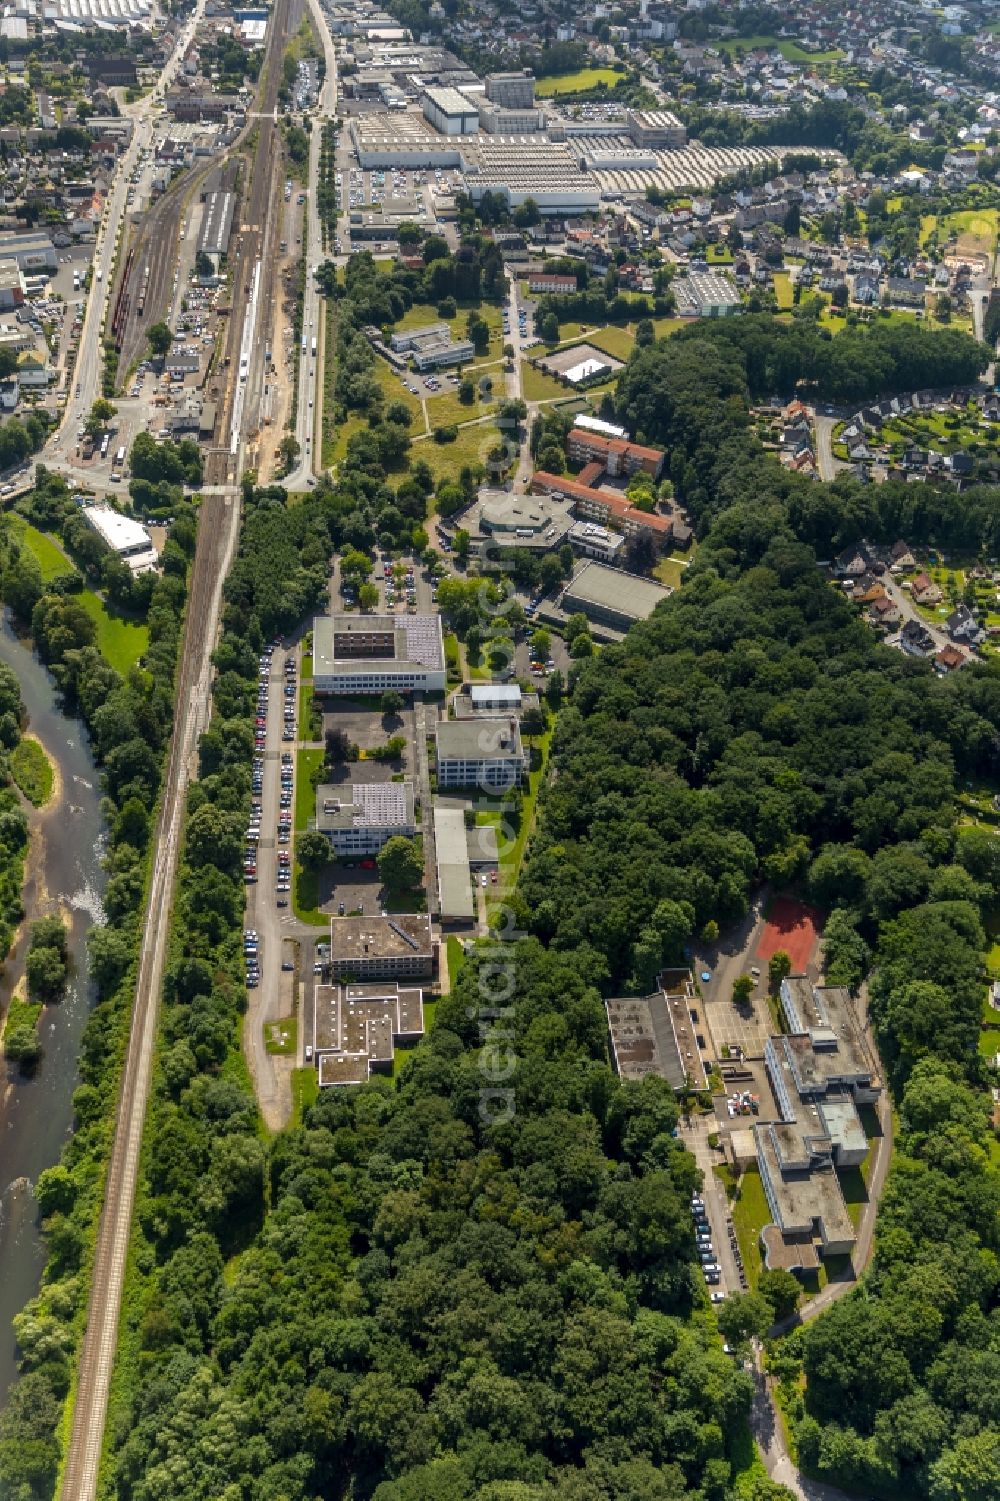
[
  {"xmin": 434, "ymin": 804, "xmax": 475, "ymax": 923},
  {"xmin": 674, "ymin": 270, "xmax": 743, "ymax": 318},
  {"xmin": 606, "ymin": 970, "xmax": 708, "ymax": 1093},
  {"xmin": 329, "ymin": 913, "xmax": 436, "ymax": 982},
  {"xmin": 316, "ymin": 780, "xmax": 415, "ymax": 856},
  {"xmin": 754, "ymin": 976, "xmax": 883, "ymax": 1273},
  {"xmin": 313, "ymin": 979, "xmax": 424, "ymax": 1085},
  {"xmin": 198, "ymin": 190, "xmax": 235, "ymax": 265},
  {"xmin": 422, "ymin": 85, "xmax": 479, "ymax": 135},
  {"xmin": 562, "ymin": 560, "xmax": 672, "ymax": 633},
  {"xmin": 568, "ymin": 520, "xmax": 626, "ymax": 563},
  {"xmin": 0, "ymin": 260, "xmax": 25, "ymax": 310},
  {"xmin": 82, "ymin": 505, "xmax": 158, "ymax": 574},
  {"xmin": 627, "ymin": 108, "xmax": 687, "ymax": 149},
  {"xmin": 435, "ymin": 717, "xmax": 527, "ymax": 791},
  {"xmin": 462, "ymin": 487, "xmax": 573, "ymax": 563},
  {"xmin": 313, "ymin": 613, "xmax": 446, "ymax": 695},
  {"xmin": 485, "ymin": 71, "xmax": 536, "ymax": 109}
]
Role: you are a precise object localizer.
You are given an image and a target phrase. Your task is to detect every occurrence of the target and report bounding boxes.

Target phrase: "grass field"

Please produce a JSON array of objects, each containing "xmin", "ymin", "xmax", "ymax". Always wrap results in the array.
[
  {"xmin": 295, "ymin": 747, "xmax": 323, "ymax": 831},
  {"xmin": 717, "ymin": 33, "xmax": 843, "ymax": 63},
  {"xmin": 715, "ymin": 1164, "xmax": 769, "ymax": 1288},
  {"xmin": 290, "ymin": 1065, "xmax": 319, "ymax": 1126},
  {"xmin": 653, "ymin": 551, "xmax": 694, "ymax": 590},
  {"xmin": 292, "ymin": 848, "xmax": 327, "ymax": 926},
  {"xmin": 264, "ymin": 1016, "xmax": 297, "ymax": 1056},
  {"xmin": 920, "ymin": 207, "xmax": 999, "ymax": 257},
  {"xmin": 535, "ymin": 67, "xmax": 626, "ymax": 97},
  {"xmin": 446, "ymin": 934, "xmax": 465, "ymax": 993},
  {"xmin": 10, "ymin": 517, "xmax": 72, "ymax": 580},
  {"xmin": 521, "ymin": 362, "xmax": 572, "ymax": 401},
  {"xmin": 78, "ymin": 592, "xmax": 148, "ymax": 674},
  {"xmin": 772, "ymin": 271, "xmax": 794, "ymax": 310},
  {"xmin": 10, "ymin": 736, "xmax": 54, "ymax": 807},
  {"xmin": 415, "ymin": 419, "xmax": 501, "ymax": 485}
]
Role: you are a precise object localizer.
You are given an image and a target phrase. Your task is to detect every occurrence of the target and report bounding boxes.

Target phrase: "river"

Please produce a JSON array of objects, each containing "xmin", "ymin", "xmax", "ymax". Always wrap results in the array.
[{"xmin": 0, "ymin": 611, "xmax": 106, "ymax": 1405}]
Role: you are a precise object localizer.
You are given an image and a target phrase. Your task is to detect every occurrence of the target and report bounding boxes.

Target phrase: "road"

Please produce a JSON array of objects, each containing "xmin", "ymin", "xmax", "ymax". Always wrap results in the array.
[
  {"xmin": 43, "ymin": 0, "xmax": 208, "ymax": 477},
  {"xmin": 56, "ymin": 3, "xmax": 295, "ymax": 1493},
  {"xmin": 285, "ymin": 0, "xmax": 338, "ymax": 491},
  {"xmin": 813, "ymin": 412, "xmax": 845, "ymax": 483}
]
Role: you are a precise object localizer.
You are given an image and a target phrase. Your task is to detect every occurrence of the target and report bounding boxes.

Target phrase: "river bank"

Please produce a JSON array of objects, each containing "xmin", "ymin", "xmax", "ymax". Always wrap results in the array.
[{"xmin": 0, "ymin": 611, "xmax": 105, "ymax": 1405}]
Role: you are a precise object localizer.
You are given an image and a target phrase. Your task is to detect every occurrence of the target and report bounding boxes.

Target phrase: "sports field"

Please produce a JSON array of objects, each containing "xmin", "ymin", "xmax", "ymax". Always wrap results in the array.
[{"xmin": 755, "ymin": 896, "xmax": 821, "ymax": 973}]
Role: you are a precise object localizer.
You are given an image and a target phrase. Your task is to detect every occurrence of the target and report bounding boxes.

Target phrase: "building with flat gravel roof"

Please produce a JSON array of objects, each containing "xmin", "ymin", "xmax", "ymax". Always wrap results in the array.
[
  {"xmin": 562, "ymin": 561, "xmax": 671, "ymax": 632},
  {"xmin": 754, "ymin": 975, "xmax": 882, "ymax": 1273},
  {"xmin": 314, "ymin": 980, "xmax": 424, "ymax": 1085},
  {"xmin": 606, "ymin": 970, "xmax": 708, "ymax": 1093},
  {"xmin": 434, "ymin": 804, "xmax": 475, "ymax": 923},
  {"xmin": 462, "ymin": 487, "xmax": 573, "ymax": 564},
  {"xmin": 316, "ymin": 780, "xmax": 415, "ymax": 856},
  {"xmin": 435, "ymin": 717, "xmax": 526, "ymax": 791},
  {"xmin": 313, "ymin": 613, "xmax": 446, "ymax": 694},
  {"xmin": 329, "ymin": 913, "xmax": 436, "ymax": 982}
]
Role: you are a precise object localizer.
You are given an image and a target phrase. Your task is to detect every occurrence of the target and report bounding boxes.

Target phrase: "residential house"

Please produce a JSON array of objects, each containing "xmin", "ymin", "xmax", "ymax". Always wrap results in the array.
[
  {"xmin": 899, "ymin": 618, "xmax": 936, "ymax": 657},
  {"xmin": 888, "ymin": 540, "xmax": 917, "ymax": 572},
  {"xmin": 935, "ymin": 644, "xmax": 965, "ymax": 672},
  {"xmin": 947, "ymin": 603, "xmax": 985, "ymax": 646},
  {"xmin": 910, "ymin": 571, "xmax": 943, "ymax": 606}
]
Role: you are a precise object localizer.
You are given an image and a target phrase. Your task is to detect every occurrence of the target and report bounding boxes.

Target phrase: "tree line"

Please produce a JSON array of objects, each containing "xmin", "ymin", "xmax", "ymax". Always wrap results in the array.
[{"xmin": 0, "ymin": 488, "xmax": 195, "ymax": 1499}]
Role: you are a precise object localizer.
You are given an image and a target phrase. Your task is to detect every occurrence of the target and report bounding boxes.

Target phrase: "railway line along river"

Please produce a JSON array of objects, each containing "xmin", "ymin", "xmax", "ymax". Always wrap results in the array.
[{"xmin": 0, "ymin": 609, "xmax": 105, "ymax": 1405}]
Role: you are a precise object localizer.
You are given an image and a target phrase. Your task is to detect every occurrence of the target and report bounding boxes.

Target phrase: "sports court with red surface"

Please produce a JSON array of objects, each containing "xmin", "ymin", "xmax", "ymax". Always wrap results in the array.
[{"xmin": 755, "ymin": 897, "xmax": 821, "ymax": 973}]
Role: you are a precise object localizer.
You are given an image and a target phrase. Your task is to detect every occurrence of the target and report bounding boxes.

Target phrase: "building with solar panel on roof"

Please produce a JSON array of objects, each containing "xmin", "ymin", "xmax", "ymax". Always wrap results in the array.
[
  {"xmin": 313, "ymin": 613, "xmax": 446, "ymax": 695},
  {"xmin": 315, "ymin": 781, "xmax": 416, "ymax": 857}
]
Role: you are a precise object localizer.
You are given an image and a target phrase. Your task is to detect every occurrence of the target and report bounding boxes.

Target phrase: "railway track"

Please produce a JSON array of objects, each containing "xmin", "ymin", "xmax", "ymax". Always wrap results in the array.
[{"xmin": 56, "ymin": 4, "xmax": 295, "ymax": 1495}]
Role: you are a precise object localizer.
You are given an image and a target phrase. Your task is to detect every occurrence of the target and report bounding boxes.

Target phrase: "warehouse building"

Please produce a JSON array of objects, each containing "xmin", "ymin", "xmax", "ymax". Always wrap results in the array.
[
  {"xmin": 561, "ymin": 560, "xmax": 671, "ymax": 632},
  {"xmin": 0, "ymin": 230, "xmax": 56, "ymax": 273},
  {"xmin": 313, "ymin": 614, "xmax": 446, "ymax": 695},
  {"xmin": 329, "ymin": 913, "xmax": 436, "ymax": 982},
  {"xmin": 422, "ymin": 85, "xmax": 479, "ymax": 135},
  {"xmin": 435, "ymin": 718, "xmax": 527, "ymax": 791},
  {"xmin": 434, "ymin": 804, "xmax": 475, "ymax": 923},
  {"xmin": 673, "ymin": 271, "xmax": 743, "ymax": 318},
  {"xmin": 82, "ymin": 505, "xmax": 158, "ymax": 574},
  {"xmin": 197, "ymin": 190, "xmax": 235, "ymax": 269},
  {"xmin": 480, "ymin": 106, "xmax": 546, "ymax": 134},
  {"xmin": 315, "ymin": 780, "xmax": 416, "ymax": 857}
]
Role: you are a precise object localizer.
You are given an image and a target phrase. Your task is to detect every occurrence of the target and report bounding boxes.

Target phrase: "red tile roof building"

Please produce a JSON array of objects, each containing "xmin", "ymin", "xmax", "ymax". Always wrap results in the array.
[
  {"xmin": 531, "ymin": 471, "xmax": 673, "ymax": 538},
  {"xmin": 566, "ymin": 426, "xmax": 666, "ymax": 479}
]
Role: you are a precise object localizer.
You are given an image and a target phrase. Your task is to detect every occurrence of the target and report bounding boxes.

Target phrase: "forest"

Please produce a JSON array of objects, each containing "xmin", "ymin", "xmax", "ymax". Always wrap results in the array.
[
  {"xmin": 0, "ymin": 479, "xmax": 194, "ymax": 1499},
  {"xmin": 518, "ymin": 325, "xmax": 1000, "ymax": 1498}
]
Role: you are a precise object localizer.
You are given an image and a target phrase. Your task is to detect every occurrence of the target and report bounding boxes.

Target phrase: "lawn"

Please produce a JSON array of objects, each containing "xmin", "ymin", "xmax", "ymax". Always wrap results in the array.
[
  {"xmin": 415, "ymin": 419, "xmax": 501, "ymax": 485},
  {"xmin": 292, "ymin": 847, "xmax": 327, "ymax": 926},
  {"xmin": 295, "ymin": 747, "xmax": 323, "ymax": 831},
  {"xmin": 715, "ymin": 1163, "xmax": 768, "ymax": 1288},
  {"xmin": 426, "ymin": 383, "xmax": 498, "ymax": 430},
  {"xmin": 79, "ymin": 591, "xmax": 149, "ymax": 674},
  {"xmin": 10, "ymin": 517, "xmax": 72, "ymax": 580},
  {"xmin": 521, "ymin": 361, "xmax": 571, "ymax": 401},
  {"xmin": 264, "ymin": 1015, "xmax": 297, "ymax": 1056},
  {"xmin": 446, "ymin": 934, "xmax": 465, "ymax": 993},
  {"xmin": 535, "ymin": 67, "xmax": 626, "ymax": 97},
  {"xmin": 290, "ymin": 1065, "xmax": 319, "ymax": 1126},
  {"xmin": 653, "ymin": 551, "xmax": 694, "ymax": 590},
  {"xmin": 299, "ymin": 680, "xmax": 322, "ymax": 741},
  {"xmin": 484, "ymin": 724, "xmax": 553, "ymax": 898},
  {"xmin": 10, "ymin": 736, "xmax": 54, "ymax": 807},
  {"xmin": 717, "ymin": 33, "xmax": 843, "ymax": 63},
  {"xmin": 772, "ymin": 271, "xmax": 794, "ymax": 310}
]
